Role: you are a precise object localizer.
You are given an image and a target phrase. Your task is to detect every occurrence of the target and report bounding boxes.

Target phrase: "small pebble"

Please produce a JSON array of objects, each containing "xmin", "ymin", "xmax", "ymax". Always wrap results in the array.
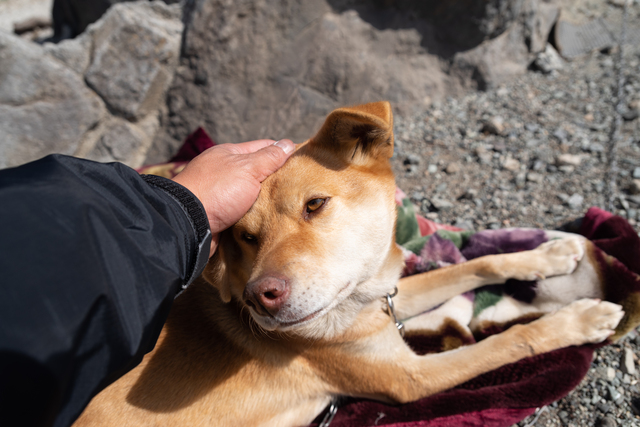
[
  {"xmin": 502, "ymin": 157, "xmax": 520, "ymax": 171},
  {"xmin": 435, "ymin": 183, "xmax": 447, "ymax": 193},
  {"xmin": 628, "ymin": 180, "xmax": 640, "ymax": 195},
  {"xmin": 623, "ymin": 109, "xmax": 639, "ymax": 121},
  {"xmin": 525, "ymin": 123, "xmax": 540, "ymax": 132},
  {"xmin": 607, "ymin": 385, "xmax": 621, "ymax": 401},
  {"xmin": 527, "ymin": 172, "xmax": 544, "ymax": 183},
  {"xmin": 453, "ymin": 218, "xmax": 474, "ymax": 231},
  {"xmin": 411, "ymin": 191, "xmax": 424, "ymax": 201},
  {"xmin": 558, "ymin": 165, "xmax": 575, "ymax": 173},
  {"xmin": 595, "ymin": 415, "xmax": 616, "ymax": 427},
  {"xmin": 404, "ymin": 154, "xmax": 421, "ymax": 165},
  {"xmin": 558, "ymin": 410, "xmax": 569, "ymax": 423},
  {"xmin": 533, "ymin": 159, "xmax": 545, "ymax": 171},
  {"xmin": 567, "ymin": 193, "xmax": 584, "ymax": 210},
  {"xmin": 430, "ymin": 197, "xmax": 453, "ymax": 211},
  {"xmin": 445, "ymin": 162, "xmax": 461, "ymax": 174},
  {"xmin": 588, "ymin": 143, "xmax": 605, "ymax": 153},
  {"xmin": 556, "ymin": 154, "xmax": 582, "ymax": 166},
  {"xmin": 621, "ymin": 348, "xmax": 636, "ymax": 375},
  {"xmin": 526, "ymin": 139, "xmax": 541, "ymax": 148},
  {"xmin": 620, "ymin": 196, "xmax": 630, "ymax": 211},
  {"xmin": 460, "ymin": 189, "xmax": 478, "ymax": 199},
  {"xmin": 482, "ymin": 116, "xmax": 504, "ymax": 135},
  {"xmin": 597, "ymin": 401, "xmax": 612, "ymax": 413},
  {"xmin": 406, "ymin": 164, "xmax": 418, "ymax": 173}
]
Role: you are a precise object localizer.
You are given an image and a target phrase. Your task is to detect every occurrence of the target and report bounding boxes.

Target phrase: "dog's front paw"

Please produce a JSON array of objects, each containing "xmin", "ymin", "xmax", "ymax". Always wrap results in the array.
[
  {"xmin": 545, "ymin": 299, "xmax": 624, "ymax": 347},
  {"xmin": 515, "ymin": 237, "xmax": 585, "ymax": 281}
]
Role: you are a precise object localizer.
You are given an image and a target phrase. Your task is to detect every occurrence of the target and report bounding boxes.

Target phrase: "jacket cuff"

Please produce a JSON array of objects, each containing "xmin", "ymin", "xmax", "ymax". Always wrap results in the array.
[{"xmin": 141, "ymin": 175, "xmax": 212, "ymax": 291}]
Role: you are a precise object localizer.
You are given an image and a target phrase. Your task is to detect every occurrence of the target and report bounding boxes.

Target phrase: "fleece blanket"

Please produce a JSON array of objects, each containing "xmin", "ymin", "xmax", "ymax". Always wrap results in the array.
[{"xmin": 139, "ymin": 128, "xmax": 640, "ymax": 427}]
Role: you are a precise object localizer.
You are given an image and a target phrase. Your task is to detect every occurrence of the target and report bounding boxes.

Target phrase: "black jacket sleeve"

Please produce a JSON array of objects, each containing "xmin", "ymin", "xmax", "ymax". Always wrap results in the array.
[{"xmin": 0, "ymin": 155, "xmax": 211, "ymax": 427}]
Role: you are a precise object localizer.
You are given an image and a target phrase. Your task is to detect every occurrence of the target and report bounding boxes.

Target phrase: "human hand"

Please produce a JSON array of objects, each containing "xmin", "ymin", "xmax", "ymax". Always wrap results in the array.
[{"xmin": 172, "ymin": 139, "xmax": 295, "ymax": 256}]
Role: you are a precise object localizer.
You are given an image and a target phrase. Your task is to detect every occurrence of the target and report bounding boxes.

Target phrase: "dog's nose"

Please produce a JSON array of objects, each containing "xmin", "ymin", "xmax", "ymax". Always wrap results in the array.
[{"xmin": 243, "ymin": 276, "xmax": 290, "ymax": 316}]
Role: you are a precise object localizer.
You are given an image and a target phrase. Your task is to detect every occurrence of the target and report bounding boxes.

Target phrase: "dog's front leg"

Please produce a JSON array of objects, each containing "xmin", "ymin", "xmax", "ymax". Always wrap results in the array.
[
  {"xmin": 337, "ymin": 298, "xmax": 621, "ymax": 404},
  {"xmin": 394, "ymin": 237, "xmax": 585, "ymax": 319}
]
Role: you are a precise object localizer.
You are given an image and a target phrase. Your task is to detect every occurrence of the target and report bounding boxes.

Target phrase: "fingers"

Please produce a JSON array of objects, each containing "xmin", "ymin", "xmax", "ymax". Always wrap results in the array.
[
  {"xmin": 247, "ymin": 139, "xmax": 296, "ymax": 181},
  {"xmin": 273, "ymin": 139, "xmax": 295, "ymax": 154},
  {"xmin": 232, "ymin": 139, "xmax": 279, "ymax": 154}
]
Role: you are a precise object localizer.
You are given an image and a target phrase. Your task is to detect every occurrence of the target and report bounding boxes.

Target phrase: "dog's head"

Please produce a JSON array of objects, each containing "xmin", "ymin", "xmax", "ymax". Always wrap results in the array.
[{"xmin": 203, "ymin": 101, "xmax": 403, "ymax": 339}]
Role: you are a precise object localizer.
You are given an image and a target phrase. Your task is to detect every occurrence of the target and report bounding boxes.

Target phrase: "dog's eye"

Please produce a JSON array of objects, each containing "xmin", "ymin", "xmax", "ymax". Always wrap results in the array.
[
  {"xmin": 241, "ymin": 232, "xmax": 257, "ymax": 244},
  {"xmin": 306, "ymin": 198, "xmax": 326, "ymax": 214},
  {"xmin": 304, "ymin": 199, "xmax": 327, "ymax": 218}
]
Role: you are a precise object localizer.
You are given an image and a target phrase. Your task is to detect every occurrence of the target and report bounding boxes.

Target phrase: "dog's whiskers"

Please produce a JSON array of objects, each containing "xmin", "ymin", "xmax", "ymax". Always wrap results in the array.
[{"xmin": 241, "ymin": 305, "xmax": 271, "ymax": 339}]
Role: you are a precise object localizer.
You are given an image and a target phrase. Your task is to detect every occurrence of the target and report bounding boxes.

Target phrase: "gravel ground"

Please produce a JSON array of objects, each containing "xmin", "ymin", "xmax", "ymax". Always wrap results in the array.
[{"xmin": 390, "ymin": 3, "xmax": 640, "ymax": 426}]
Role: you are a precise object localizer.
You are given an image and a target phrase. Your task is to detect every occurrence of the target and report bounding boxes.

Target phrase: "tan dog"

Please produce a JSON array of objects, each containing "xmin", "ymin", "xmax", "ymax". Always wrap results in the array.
[{"xmin": 74, "ymin": 102, "xmax": 624, "ymax": 427}]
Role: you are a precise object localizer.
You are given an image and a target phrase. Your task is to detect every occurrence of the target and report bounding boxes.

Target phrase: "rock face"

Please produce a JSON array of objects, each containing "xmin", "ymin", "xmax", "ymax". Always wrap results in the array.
[
  {"xmin": 0, "ymin": 1, "xmax": 183, "ymax": 169},
  {"xmin": 84, "ymin": 3, "xmax": 182, "ymax": 120},
  {"xmin": 154, "ymin": 0, "xmax": 560, "ymax": 160},
  {"xmin": 153, "ymin": 1, "xmax": 448, "ymax": 161},
  {"xmin": 0, "ymin": 33, "xmax": 105, "ymax": 169},
  {"xmin": 453, "ymin": 0, "xmax": 559, "ymax": 90},
  {"xmin": 2, "ymin": 0, "xmax": 563, "ymax": 168}
]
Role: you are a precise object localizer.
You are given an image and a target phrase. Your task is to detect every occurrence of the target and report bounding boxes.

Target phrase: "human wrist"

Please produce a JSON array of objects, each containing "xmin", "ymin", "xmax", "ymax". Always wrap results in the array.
[{"xmin": 142, "ymin": 175, "xmax": 212, "ymax": 283}]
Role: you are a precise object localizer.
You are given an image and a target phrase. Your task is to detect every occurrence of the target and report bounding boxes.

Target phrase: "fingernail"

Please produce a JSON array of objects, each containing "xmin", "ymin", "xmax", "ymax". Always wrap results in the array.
[{"xmin": 274, "ymin": 139, "xmax": 294, "ymax": 154}]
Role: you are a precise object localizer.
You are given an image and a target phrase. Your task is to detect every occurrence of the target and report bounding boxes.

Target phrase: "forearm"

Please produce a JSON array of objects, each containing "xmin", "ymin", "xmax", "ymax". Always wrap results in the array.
[{"xmin": 0, "ymin": 154, "xmax": 210, "ymax": 427}]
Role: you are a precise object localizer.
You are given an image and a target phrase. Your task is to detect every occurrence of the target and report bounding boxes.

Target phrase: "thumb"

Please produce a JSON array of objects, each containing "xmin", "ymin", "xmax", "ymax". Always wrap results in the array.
[{"xmin": 248, "ymin": 139, "xmax": 295, "ymax": 181}]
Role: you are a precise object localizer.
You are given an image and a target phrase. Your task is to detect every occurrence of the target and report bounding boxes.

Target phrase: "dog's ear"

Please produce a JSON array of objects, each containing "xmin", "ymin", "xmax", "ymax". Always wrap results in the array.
[
  {"xmin": 201, "ymin": 230, "xmax": 239, "ymax": 303},
  {"xmin": 202, "ymin": 250, "xmax": 231, "ymax": 303},
  {"xmin": 311, "ymin": 101, "xmax": 394, "ymax": 165}
]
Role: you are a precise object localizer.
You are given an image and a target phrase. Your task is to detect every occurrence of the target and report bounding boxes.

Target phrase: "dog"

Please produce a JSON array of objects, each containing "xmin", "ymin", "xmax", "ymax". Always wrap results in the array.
[{"xmin": 74, "ymin": 101, "xmax": 624, "ymax": 427}]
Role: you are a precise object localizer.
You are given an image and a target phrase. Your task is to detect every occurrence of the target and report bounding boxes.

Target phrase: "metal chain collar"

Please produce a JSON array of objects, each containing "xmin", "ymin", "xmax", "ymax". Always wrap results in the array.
[
  {"xmin": 318, "ymin": 399, "xmax": 338, "ymax": 427},
  {"xmin": 385, "ymin": 286, "xmax": 405, "ymax": 337}
]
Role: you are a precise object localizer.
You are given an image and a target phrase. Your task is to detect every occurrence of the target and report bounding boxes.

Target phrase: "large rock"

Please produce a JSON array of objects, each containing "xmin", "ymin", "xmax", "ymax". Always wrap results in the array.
[
  {"xmin": 0, "ymin": 32, "xmax": 105, "ymax": 169},
  {"xmin": 1, "ymin": 1, "xmax": 183, "ymax": 169},
  {"xmin": 453, "ymin": 0, "xmax": 559, "ymax": 90},
  {"xmin": 75, "ymin": 114, "xmax": 161, "ymax": 167},
  {"xmin": 554, "ymin": 14, "xmax": 640, "ymax": 59},
  {"xmin": 154, "ymin": 1, "xmax": 450, "ymax": 160},
  {"xmin": 84, "ymin": 2, "xmax": 183, "ymax": 120},
  {"xmin": 154, "ymin": 0, "xmax": 560, "ymax": 159}
]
